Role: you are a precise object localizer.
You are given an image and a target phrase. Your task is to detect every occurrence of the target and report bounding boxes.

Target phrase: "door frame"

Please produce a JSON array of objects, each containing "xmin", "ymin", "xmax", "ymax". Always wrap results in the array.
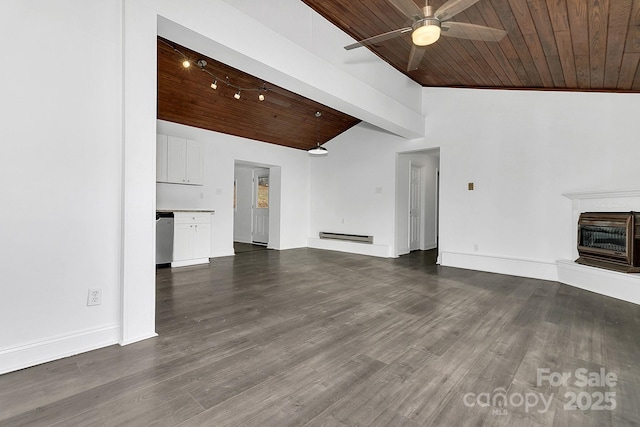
[
  {"xmin": 251, "ymin": 169, "xmax": 270, "ymax": 245},
  {"xmin": 409, "ymin": 162, "xmax": 424, "ymax": 251},
  {"xmin": 233, "ymin": 161, "xmax": 281, "ymax": 250}
]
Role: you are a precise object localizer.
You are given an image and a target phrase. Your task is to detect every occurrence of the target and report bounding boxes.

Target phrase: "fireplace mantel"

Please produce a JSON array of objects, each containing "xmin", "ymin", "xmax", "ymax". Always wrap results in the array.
[
  {"xmin": 562, "ymin": 189, "xmax": 640, "ymax": 201},
  {"xmin": 557, "ymin": 189, "xmax": 640, "ymax": 305}
]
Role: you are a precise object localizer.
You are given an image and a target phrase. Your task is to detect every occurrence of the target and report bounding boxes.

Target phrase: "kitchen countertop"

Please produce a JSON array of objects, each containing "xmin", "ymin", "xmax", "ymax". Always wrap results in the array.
[{"xmin": 157, "ymin": 209, "xmax": 215, "ymax": 213}]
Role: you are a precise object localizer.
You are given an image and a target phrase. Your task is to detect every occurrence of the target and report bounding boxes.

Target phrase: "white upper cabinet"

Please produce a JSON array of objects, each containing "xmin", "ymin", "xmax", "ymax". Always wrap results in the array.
[
  {"xmin": 185, "ymin": 139, "xmax": 204, "ymax": 185},
  {"xmin": 156, "ymin": 134, "xmax": 168, "ymax": 182},
  {"xmin": 156, "ymin": 134, "xmax": 204, "ymax": 186}
]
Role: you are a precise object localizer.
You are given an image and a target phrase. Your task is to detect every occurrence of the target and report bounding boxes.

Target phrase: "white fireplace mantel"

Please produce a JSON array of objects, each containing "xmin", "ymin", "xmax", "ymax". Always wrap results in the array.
[{"xmin": 557, "ymin": 189, "xmax": 640, "ymax": 305}]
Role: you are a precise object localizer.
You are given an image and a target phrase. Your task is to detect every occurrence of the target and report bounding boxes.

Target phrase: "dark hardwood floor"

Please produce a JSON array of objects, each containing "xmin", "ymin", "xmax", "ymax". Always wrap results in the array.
[{"xmin": 2, "ymin": 248, "xmax": 640, "ymax": 426}]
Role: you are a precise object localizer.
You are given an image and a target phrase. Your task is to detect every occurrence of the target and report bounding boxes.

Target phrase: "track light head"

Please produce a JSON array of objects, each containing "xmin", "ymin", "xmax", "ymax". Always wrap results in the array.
[
  {"xmin": 258, "ymin": 92, "xmax": 265, "ymax": 101},
  {"xmin": 234, "ymin": 90, "xmax": 241, "ymax": 100},
  {"xmin": 182, "ymin": 59, "xmax": 191, "ymax": 68},
  {"xmin": 211, "ymin": 79, "xmax": 217, "ymax": 90}
]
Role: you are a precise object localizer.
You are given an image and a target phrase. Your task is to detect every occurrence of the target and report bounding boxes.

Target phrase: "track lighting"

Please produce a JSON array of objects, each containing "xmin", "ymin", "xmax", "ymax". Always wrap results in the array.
[{"xmin": 161, "ymin": 39, "xmax": 272, "ymax": 104}]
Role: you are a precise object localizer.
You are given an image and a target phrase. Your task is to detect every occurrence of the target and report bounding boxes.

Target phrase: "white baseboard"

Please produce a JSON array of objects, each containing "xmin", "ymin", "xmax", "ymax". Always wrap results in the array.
[
  {"xmin": 0, "ymin": 325, "xmax": 120, "ymax": 375},
  {"xmin": 557, "ymin": 260, "xmax": 640, "ymax": 305},
  {"xmin": 308, "ymin": 238, "xmax": 391, "ymax": 258},
  {"xmin": 211, "ymin": 248, "xmax": 235, "ymax": 258},
  {"xmin": 397, "ymin": 246, "xmax": 410, "ymax": 257},
  {"xmin": 440, "ymin": 251, "xmax": 559, "ymax": 281},
  {"xmin": 423, "ymin": 241, "xmax": 437, "ymax": 250},
  {"xmin": 233, "ymin": 236, "xmax": 252, "ymax": 244},
  {"xmin": 171, "ymin": 258, "xmax": 209, "ymax": 268},
  {"xmin": 119, "ymin": 331, "xmax": 158, "ymax": 346}
]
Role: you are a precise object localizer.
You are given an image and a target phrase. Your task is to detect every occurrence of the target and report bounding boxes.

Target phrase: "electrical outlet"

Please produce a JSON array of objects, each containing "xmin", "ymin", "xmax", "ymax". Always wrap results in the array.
[{"xmin": 87, "ymin": 288, "xmax": 102, "ymax": 306}]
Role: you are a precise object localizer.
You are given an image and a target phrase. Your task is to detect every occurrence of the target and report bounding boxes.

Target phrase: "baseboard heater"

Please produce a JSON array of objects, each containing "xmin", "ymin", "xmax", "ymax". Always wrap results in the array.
[{"xmin": 319, "ymin": 232, "xmax": 373, "ymax": 244}]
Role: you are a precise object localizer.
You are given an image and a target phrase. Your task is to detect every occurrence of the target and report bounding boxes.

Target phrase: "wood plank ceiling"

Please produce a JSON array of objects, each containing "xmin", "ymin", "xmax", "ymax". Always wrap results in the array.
[
  {"xmin": 302, "ymin": 0, "xmax": 640, "ymax": 91},
  {"xmin": 157, "ymin": 37, "xmax": 360, "ymax": 151}
]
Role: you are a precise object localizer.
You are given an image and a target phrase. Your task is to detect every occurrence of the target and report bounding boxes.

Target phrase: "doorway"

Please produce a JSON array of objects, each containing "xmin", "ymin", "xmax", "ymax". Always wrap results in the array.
[
  {"xmin": 252, "ymin": 170, "xmax": 269, "ymax": 245},
  {"xmin": 234, "ymin": 162, "xmax": 280, "ymax": 250},
  {"xmin": 409, "ymin": 163, "xmax": 423, "ymax": 251},
  {"xmin": 395, "ymin": 149, "xmax": 440, "ymax": 259}
]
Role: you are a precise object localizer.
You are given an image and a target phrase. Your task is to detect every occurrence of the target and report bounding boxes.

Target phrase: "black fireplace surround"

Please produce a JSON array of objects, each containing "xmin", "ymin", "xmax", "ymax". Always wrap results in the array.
[{"xmin": 576, "ymin": 212, "xmax": 640, "ymax": 273}]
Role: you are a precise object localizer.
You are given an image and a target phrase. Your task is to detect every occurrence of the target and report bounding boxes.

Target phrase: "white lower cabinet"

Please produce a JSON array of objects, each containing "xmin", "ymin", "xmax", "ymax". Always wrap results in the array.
[{"xmin": 172, "ymin": 212, "xmax": 211, "ymax": 267}]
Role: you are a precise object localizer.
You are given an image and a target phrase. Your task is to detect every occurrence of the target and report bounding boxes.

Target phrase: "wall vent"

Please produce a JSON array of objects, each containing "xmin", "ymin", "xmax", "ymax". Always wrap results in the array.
[{"xmin": 319, "ymin": 232, "xmax": 373, "ymax": 244}]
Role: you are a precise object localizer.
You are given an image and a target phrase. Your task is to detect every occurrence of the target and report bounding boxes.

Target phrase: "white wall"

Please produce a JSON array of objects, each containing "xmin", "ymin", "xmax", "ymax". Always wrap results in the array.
[
  {"xmin": 428, "ymin": 88, "xmax": 640, "ymax": 280},
  {"xmin": 157, "ymin": 121, "xmax": 310, "ymax": 256},
  {"xmin": 309, "ymin": 123, "xmax": 410, "ymax": 257},
  {"xmin": 220, "ymin": 0, "xmax": 423, "ymax": 115},
  {"xmin": 0, "ymin": 1, "xmax": 123, "ymax": 373}
]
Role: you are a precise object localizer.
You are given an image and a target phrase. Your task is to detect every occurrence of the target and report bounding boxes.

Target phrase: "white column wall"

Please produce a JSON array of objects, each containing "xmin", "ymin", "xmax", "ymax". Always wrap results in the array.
[{"xmin": 0, "ymin": 1, "xmax": 124, "ymax": 373}]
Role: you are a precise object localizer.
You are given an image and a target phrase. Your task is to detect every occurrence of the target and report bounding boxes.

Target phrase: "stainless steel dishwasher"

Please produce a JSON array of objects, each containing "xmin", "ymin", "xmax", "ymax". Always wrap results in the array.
[{"xmin": 155, "ymin": 212, "xmax": 174, "ymax": 266}]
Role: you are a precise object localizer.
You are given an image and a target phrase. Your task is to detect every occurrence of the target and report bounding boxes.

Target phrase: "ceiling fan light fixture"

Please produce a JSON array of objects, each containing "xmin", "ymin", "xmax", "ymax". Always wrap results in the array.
[{"xmin": 412, "ymin": 19, "xmax": 441, "ymax": 46}]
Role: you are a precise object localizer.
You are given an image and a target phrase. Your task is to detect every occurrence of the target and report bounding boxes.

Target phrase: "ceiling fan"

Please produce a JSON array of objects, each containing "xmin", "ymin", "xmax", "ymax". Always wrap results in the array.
[{"xmin": 344, "ymin": 0, "xmax": 507, "ymax": 71}]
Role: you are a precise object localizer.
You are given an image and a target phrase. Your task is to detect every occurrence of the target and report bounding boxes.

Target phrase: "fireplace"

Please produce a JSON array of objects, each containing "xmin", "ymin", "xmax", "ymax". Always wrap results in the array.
[{"xmin": 576, "ymin": 212, "xmax": 640, "ymax": 273}]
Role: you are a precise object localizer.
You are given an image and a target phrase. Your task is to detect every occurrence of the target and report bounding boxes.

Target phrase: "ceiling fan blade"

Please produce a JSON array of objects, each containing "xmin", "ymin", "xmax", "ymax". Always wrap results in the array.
[
  {"xmin": 344, "ymin": 27, "xmax": 412, "ymax": 50},
  {"xmin": 434, "ymin": 0, "xmax": 481, "ymax": 21},
  {"xmin": 388, "ymin": 0, "xmax": 424, "ymax": 20},
  {"xmin": 407, "ymin": 45, "xmax": 426, "ymax": 71},
  {"xmin": 441, "ymin": 22, "xmax": 507, "ymax": 42}
]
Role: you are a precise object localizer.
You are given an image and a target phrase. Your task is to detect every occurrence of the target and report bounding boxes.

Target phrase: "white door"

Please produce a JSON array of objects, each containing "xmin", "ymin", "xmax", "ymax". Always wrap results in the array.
[
  {"xmin": 252, "ymin": 172, "xmax": 269, "ymax": 245},
  {"xmin": 409, "ymin": 164, "xmax": 422, "ymax": 251}
]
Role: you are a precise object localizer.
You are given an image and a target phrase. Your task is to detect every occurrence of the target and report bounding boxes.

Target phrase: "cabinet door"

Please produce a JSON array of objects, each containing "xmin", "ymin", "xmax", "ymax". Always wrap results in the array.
[
  {"xmin": 185, "ymin": 139, "xmax": 204, "ymax": 185},
  {"xmin": 173, "ymin": 223, "xmax": 194, "ymax": 261},
  {"xmin": 193, "ymin": 222, "xmax": 211, "ymax": 259},
  {"xmin": 156, "ymin": 134, "xmax": 168, "ymax": 182},
  {"xmin": 167, "ymin": 136, "xmax": 186, "ymax": 184}
]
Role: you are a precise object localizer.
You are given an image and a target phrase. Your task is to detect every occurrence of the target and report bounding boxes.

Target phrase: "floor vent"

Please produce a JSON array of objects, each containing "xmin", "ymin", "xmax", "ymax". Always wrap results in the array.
[{"xmin": 319, "ymin": 232, "xmax": 373, "ymax": 244}]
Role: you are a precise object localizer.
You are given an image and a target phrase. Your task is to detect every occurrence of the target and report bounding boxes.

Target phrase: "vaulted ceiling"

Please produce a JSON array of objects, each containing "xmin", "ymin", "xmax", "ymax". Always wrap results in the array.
[
  {"xmin": 303, "ymin": 0, "xmax": 640, "ymax": 91},
  {"xmin": 158, "ymin": 1, "xmax": 640, "ymax": 151},
  {"xmin": 157, "ymin": 38, "xmax": 360, "ymax": 151}
]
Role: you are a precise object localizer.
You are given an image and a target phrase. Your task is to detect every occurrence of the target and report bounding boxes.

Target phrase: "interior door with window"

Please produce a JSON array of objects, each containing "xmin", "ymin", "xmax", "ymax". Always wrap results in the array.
[{"xmin": 252, "ymin": 172, "xmax": 269, "ymax": 245}]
